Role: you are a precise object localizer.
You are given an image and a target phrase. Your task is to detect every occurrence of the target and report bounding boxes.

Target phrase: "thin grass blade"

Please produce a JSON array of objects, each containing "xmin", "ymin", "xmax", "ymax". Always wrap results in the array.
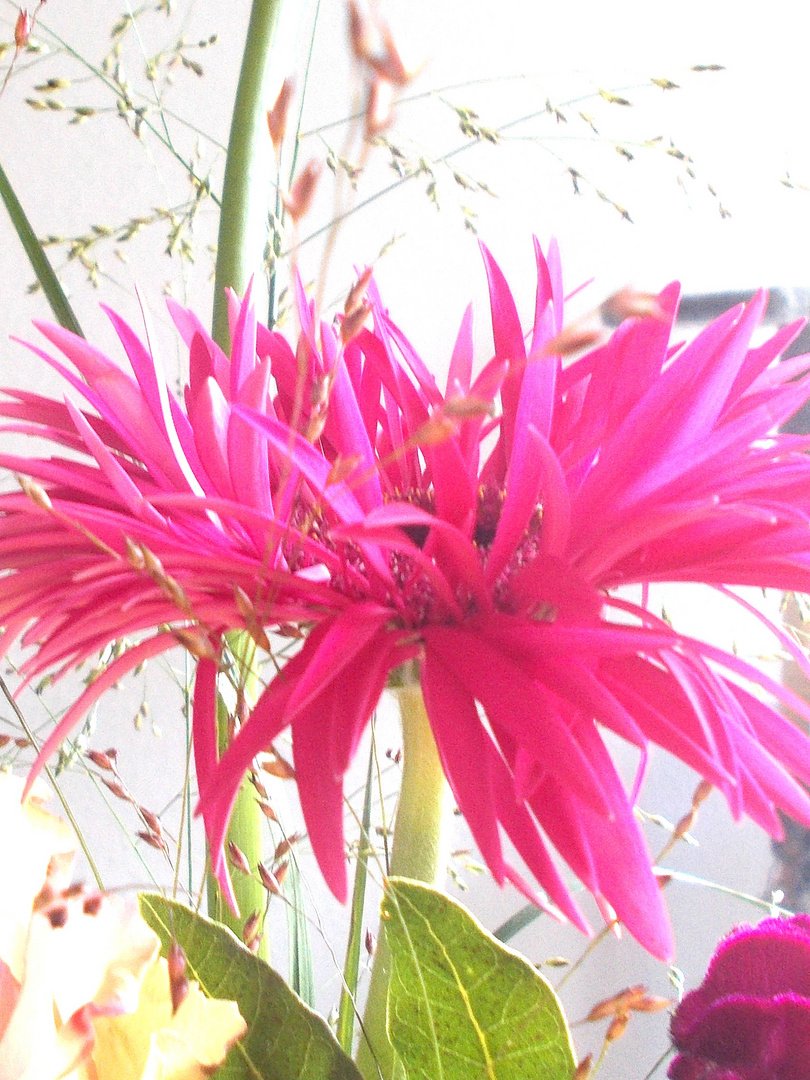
[{"xmin": 337, "ymin": 742, "xmax": 375, "ymax": 1053}]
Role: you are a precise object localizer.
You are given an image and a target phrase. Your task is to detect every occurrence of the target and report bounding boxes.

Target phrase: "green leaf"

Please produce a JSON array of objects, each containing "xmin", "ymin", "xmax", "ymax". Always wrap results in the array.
[
  {"xmin": 383, "ymin": 879, "xmax": 576, "ymax": 1080},
  {"xmin": 283, "ymin": 851, "xmax": 316, "ymax": 1007},
  {"xmin": 139, "ymin": 893, "xmax": 362, "ymax": 1080}
]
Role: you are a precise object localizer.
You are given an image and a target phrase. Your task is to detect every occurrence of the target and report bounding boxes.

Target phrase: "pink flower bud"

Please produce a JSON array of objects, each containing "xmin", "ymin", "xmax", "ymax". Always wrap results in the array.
[
  {"xmin": 14, "ymin": 9, "xmax": 31, "ymax": 49},
  {"xmin": 347, "ymin": 0, "xmax": 374, "ymax": 63},
  {"xmin": 267, "ymin": 77, "xmax": 295, "ymax": 152},
  {"xmin": 365, "ymin": 76, "xmax": 395, "ymax": 137},
  {"xmin": 282, "ymin": 159, "xmax": 322, "ymax": 223}
]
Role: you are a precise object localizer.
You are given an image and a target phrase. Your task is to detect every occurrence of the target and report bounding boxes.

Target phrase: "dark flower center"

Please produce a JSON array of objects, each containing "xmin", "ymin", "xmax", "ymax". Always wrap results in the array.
[
  {"xmin": 283, "ymin": 484, "xmax": 545, "ymax": 629},
  {"xmin": 386, "ymin": 483, "xmax": 545, "ymax": 626}
]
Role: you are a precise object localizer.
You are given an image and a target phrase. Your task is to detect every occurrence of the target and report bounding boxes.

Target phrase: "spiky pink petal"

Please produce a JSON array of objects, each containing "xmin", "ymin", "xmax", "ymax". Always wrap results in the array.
[{"xmin": 7, "ymin": 240, "xmax": 810, "ymax": 960}]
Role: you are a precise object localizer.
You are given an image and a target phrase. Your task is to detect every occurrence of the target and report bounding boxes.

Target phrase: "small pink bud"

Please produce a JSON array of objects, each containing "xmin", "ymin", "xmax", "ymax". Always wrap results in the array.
[
  {"xmin": 267, "ymin": 77, "xmax": 295, "ymax": 152},
  {"xmin": 572, "ymin": 1055, "xmax": 593, "ymax": 1080},
  {"xmin": 605, "ymin": 1013, "xmax": 630, "ymax": 1043},
  {"xmin": 585, "ymin": 984, "xmax": 646, "ymax": 1022},
  {"xmin": 340, "ymin": 300, "xmax": 372, "ymax": 345},
  {"xmin": 168, "ymin": 940, "xmax": 189, "ymax": 1014},
  {"xmin": 282, "ymin": 159, "xmax": 322, "ymax": 223},
  {"xmin": 369, "ymin": 25, "xmax": 417, "ymax": 87},
  {"xmin": 600, "ymin": 287, "xmax": 665, "ymax": 324},
  {"xmin": 365, "ymin": 77, "xmax": 395, "ymax": 137},
  {"xmin": 102, "ymin": 777, "xmax": 131, "ymax": 802},
  {"xmin": 347, "ymin": 0, "xmax": 374, "ymax": 63},
  {"xmin": 259, "ymin": 751, "xmax": 296, "ymax": 779},
  {"xmin": 137, "ymin": 829, "xmax": 169, "ymax": 853},
  {"xmin": 258, "ymin": 861, "xmax": 281, "ymax": 894},
  {"xmin": 139, "ymin": 807, "xmax": 163, "ymax": 835},
  {"xmin": 257, "ymin": 798, "xmax": 277, "ymax": 821},
  {"xmin": 172, "ymin": 626, "xmax": 219, "ymax": 661},
  {"xmin": 541, "ymin": 317, "xmax": 605, "ymax": 358},
  {"xmin": 86, "ymin": 749, "xmax": 116, "ymax": 772},
  {"xmin": 14, "ymin": 10, "xmax": 32, "ymax": 49},
  {"xmin": 227, "ymin": 840, "xmax": 251, "ymax": 875},
  {"xmin": 243, "ymin": 911, "xmax": 262, "ymax": 949},
  {"xmin": 273, "ymin": 833, "xmax": 300, "ymax": 861},
  {"xmin": 344, "ymin": 266, "xmax": 374, "ymax": 316}
]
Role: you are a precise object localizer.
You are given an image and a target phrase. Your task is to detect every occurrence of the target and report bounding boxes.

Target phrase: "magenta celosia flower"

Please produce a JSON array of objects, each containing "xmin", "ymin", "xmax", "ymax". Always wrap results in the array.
[
  {"xmin": 5, "ymin": 242, "xmax": 810, "ymax": 959},
  {"xmin": 669, "ymin": 914, "xmax": 810, "ymax": 1079}
]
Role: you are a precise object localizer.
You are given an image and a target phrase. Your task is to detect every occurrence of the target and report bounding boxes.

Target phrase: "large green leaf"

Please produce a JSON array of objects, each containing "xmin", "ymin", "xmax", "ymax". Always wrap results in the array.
[
  {"xmin": 383, "ymin": 879, "xmax": 576, "ymax": 1080},
  {"xmin": 139, "ymin": 893, "xmax": 362, "ymax": 1080}
]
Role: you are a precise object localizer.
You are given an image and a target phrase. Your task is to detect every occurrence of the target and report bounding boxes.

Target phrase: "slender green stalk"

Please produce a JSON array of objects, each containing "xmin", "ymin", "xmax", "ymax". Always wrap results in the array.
[
  {"xmin": 36, "ymin": 22, "xmax": 220, "ymax": 203},
  {"xmin": 212, "ymin": 0, "xmax": 286, "ymax": 351},
  {"xmin": 205, "ymin": 0, "xmax": 291, "ymax": 954},
  {"xmin": 356, "ymin": 680, "xmax": 452, "ymax": 1080},
  {"xmin": 337, "ymin": 744, "xmax": 376, "ymax": 1054},
  {"xmin": 0, "ymin": 159, "xmax": 83, "ymax": 336},
  {"xmin": 206, "ymin": 642, "xmax": 269, "ymax": 960}
]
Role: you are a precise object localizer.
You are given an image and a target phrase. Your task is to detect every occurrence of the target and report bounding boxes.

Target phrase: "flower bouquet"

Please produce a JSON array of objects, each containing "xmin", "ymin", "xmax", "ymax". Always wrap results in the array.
[{"xmin": 1, "ymin": 3, "xmax": 810, "ymax": 1079}]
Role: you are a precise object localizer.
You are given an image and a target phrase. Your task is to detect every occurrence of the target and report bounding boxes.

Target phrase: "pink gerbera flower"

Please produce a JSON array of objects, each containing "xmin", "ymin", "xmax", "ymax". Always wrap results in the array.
[{"xmin": 4, "ymin": 243, "xmax": 810, "ymax": 961}]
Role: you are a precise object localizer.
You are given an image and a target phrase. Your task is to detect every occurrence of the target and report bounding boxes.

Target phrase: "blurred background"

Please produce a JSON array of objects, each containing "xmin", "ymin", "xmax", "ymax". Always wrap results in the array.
[{"xmin": 2, "ymin": 1, "xmax": 810, "ymax": 1075}]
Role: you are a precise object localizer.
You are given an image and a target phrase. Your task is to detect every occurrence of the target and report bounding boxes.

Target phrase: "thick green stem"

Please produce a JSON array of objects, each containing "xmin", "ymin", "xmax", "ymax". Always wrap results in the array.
[
  {"xmin": 357, "ymin": 681, "xmax": 452, "ymax": 1080},
  {"xmin": 206, "ymin": 692, "xmax": 270, "ymax": 959},
  {"xmin": 212, "ymin": 0, "xmax": 286, "ymax": 351}
]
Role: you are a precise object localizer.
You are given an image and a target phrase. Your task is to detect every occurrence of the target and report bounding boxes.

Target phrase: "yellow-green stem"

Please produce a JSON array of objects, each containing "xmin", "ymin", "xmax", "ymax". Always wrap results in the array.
[
  {"xmin": 206, "ymin": 691, "xmax": 269, "ymax": 959},
  {"xmin": 356, "ymin": 681, "xmax": 452, "ymax": 1080},
  {"xmin": 212, "ymin": 0, "xmax": 286, "ymax": 351}
]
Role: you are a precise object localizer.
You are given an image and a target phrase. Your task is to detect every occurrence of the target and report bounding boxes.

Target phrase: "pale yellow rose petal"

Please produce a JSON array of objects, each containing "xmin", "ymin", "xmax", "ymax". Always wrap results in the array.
[
  {"xmin": 0, "ymin": 912, "xmax": 93, "ymax": 1080},
  {"xmin": 92, "ymin": 959, "xmax": 246, "ymax": 1080},
  {"xmin": 153, "ymin": 980, "xmax": 246, "ymax": 1078},
  {"xmin": 0, "ymin": 882, "xmax": 158, "ymax": 1080},
  {"xmin": 89, "ymin": 960, "xmax": 169, "ymax": 1080},
  {"xmin": 50, "ymin": 896, "xmax": 159, "ymax": 1024},
  {"xmin": 0, "ymin": 775, "xmax": 75, "ymax": 983}
]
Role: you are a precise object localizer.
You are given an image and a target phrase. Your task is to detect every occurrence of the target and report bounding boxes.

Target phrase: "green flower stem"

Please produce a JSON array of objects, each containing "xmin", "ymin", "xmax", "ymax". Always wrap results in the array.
[
  {"xmin": 206, "ymin": 632, "xmax": 268, "ymax": 957},
  {"xmin": 0, "ymin": 158, "xmax": 83, "ymax": 337},
  {"xmin": 206, "ymin": 0, "xmax": 289, "ymax": 953},
  {"xmin": 212, "ymin": 0, "xmax": 286, "ymax": 351},
  {"xmin": 357, "ymin": 680, "xmax": 452, "ymax": 1080},
  {"xmin": 206, "ymin": 692, "xmax": 270, "ymax": 958}
]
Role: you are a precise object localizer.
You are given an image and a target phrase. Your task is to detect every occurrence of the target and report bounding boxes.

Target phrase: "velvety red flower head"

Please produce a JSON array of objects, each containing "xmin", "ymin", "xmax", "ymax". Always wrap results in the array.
[
  {"xmin": 669, "ymin": 914, "xmax": 810, "ymax": 1080},
  {"xmin": 5, "ymin": 242, "xmax": 810, "ymax": 960}
]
